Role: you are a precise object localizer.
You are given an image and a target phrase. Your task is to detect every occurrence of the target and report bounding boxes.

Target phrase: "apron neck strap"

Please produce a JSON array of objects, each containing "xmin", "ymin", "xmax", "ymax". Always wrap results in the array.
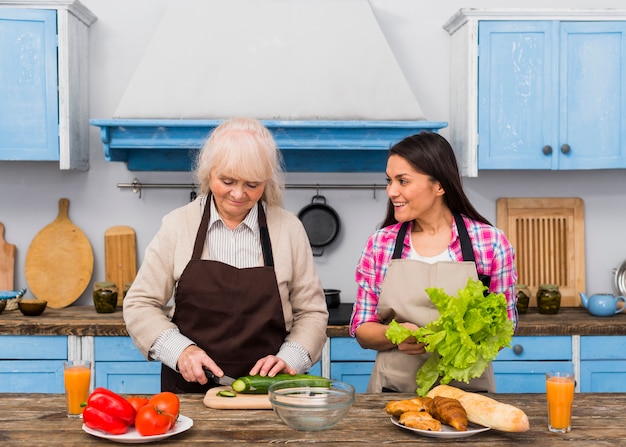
[
  {"xmin": 392, "ymin": 222, "xmax": 410, "ymax": 259},
  {"xmin": 192, "ymin": 195, "xmax": 274, "ymax": 267}
]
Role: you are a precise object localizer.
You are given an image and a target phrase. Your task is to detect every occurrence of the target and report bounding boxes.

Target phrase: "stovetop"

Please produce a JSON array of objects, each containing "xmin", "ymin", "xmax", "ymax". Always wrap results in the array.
[{"xmin": 327, "ymin": 303, "xmax": 353, "ymax": 326}]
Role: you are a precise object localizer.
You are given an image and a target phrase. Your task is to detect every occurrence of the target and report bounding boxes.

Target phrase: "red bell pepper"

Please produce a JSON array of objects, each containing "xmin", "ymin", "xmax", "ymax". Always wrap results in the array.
[{"xmin": 82, "ymin": 387, "xmax": 137, "ymax": 435}]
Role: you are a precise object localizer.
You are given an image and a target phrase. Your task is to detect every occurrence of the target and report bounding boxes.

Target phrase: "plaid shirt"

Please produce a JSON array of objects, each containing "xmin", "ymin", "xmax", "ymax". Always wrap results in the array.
[{"xmin": 350, "ymin": 215, "xmax": 518, "ymax": 336}]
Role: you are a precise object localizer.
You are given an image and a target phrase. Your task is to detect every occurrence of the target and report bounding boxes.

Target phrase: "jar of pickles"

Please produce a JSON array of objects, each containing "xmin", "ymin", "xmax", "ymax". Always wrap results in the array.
[
  {"xmin": 515, "ymin": 284, "xmax": 531, "ymax": 314},
  {"xmin": 537, "ymin": 284, "xmax": 561, "ymax": 315},
  {"xmin": 93, "ymin": 282, "xmax": 118, "ymax": 314}
]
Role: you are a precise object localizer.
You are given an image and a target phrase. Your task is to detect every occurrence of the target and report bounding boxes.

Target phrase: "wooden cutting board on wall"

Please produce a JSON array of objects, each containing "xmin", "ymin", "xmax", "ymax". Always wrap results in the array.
[
  {"xmin": 104, "ymin": 226, "xmax": 137, "ymax": 307},
  {"xmin": 0, "ymin": 222, "xmax": 16, "ymax": 290},
  {"xmin": 25, "ymin": 198, "xmax": 94, "ymax": 308},
  {"xmin": 496, "ymin": 197, "xmax": 585, "ymax": 307}
]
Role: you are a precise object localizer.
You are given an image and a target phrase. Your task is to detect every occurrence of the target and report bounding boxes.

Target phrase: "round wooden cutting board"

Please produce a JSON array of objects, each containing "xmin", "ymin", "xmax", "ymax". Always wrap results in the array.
[{"xmin": 25, "ymin": 198, "xmax": 94, "ymax": 308}]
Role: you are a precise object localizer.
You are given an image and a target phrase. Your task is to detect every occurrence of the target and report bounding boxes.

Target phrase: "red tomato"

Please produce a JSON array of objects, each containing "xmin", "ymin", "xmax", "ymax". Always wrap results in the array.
[
  {"xmin": 134, "ymin": 404, "xmax": 171, "ymax": 436},
  {"xmin": 148, "ymin": 392, "xmax": 180, "ymax": 428},
  {"xmin": 126, "ymin": 396, "xmax": 150, "ymax": 414}
]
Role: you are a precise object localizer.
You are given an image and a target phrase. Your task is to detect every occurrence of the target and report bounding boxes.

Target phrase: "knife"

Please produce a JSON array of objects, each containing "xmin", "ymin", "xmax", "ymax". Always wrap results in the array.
[{"xmin": 204, "ymin": 368, "xmax": 236, "ymax": 387}]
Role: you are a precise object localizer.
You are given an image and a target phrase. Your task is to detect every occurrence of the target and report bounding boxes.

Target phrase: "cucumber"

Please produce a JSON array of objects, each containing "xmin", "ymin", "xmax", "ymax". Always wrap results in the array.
[
  {"xmin": 231, "ymin": 374, "xmax": 330, "ymax": 394},
  {"xmin": 216, "ymin": 390, "xmax": 237, "ymax": 398}
]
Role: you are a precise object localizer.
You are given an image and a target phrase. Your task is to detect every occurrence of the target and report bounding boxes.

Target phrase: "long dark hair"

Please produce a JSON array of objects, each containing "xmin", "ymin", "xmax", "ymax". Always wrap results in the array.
[{"xmin": 380, "ymin": 132, "xmax": 491, "ymax": 228}]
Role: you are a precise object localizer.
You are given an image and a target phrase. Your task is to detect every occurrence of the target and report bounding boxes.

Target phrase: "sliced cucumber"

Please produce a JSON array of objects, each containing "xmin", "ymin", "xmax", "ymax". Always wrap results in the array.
[
  {"xmin": 231, "ymin": 373, "xmax": 330, "ymax": 394},
  {"xmin": 216, "ymin": 390, "xmax": 237, "ymax": 398}
]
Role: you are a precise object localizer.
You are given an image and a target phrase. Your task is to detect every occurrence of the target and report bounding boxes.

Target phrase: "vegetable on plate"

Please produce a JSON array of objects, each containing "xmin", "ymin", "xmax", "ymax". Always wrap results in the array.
[{"xmin": 82, "ymin": 387, "xmax": 137, "ymax": 435}]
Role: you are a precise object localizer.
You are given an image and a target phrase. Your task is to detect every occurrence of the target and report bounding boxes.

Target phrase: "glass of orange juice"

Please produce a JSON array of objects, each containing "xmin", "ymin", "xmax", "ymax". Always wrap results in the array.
[
  {"xmin": 64, "ymin": 360, "xmax": 91, "ymax": 418},
  {"xmin": 546, "ymin": 371, "xmax": 575, "ymax": 433}
]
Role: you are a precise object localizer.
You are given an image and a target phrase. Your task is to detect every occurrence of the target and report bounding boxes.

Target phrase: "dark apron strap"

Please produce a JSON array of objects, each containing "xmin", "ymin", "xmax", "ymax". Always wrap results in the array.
[{"xmin": 453, "ymin": 212, "xmax": 491, "ymax": 290}]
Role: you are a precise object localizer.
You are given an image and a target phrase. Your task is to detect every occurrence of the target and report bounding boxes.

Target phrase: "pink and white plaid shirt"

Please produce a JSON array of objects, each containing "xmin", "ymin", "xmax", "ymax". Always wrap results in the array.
[{"xmin": 350, "ymin": 215, "xmax": 518, "ymax": 336}]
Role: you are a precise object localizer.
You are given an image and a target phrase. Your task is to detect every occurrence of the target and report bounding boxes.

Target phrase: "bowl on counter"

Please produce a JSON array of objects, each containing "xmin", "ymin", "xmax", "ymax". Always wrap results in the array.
[
  {"xmin": 18, "ymin": 299, "xmax": 48, "ymax": 316},
  {"xmin": 268, "ymin": 379, "xmax": 354, "ymax": 431},
  {"xmin": 0, "ymin": 300, "xmax": 6, "ymax": 315}
]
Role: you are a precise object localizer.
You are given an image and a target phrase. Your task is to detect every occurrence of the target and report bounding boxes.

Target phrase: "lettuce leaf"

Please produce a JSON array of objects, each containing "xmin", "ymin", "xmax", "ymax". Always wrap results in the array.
[{"xmin": 384, "ymin": 278, "xmax": 514, "ymax": 396}]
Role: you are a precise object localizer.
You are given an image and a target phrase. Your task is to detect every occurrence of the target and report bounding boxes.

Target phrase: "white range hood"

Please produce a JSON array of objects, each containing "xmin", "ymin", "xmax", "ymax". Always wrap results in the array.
[{"xmin": 91, "ymin": 0, "xmax": 446, "ymax": 172}]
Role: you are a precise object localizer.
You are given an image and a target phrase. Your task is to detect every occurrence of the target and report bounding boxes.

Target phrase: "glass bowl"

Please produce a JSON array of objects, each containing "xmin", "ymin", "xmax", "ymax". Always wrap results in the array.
[{"xmin": 268, "ymin": 379, "xmax": 354, "ymax": 431}]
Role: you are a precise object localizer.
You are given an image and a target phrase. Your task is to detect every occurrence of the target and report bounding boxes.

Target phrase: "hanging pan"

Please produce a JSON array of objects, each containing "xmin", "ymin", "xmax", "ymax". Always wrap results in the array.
[{"xmin": 297, "ymin": 195, "xmax": 341, "ymax": 257}]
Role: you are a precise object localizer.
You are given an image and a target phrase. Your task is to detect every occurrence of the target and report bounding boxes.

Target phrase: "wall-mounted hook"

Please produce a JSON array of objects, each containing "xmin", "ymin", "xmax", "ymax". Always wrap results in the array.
[{"xmin": 131, "ymin": 178, "xmax": 143, "ymax": 199}]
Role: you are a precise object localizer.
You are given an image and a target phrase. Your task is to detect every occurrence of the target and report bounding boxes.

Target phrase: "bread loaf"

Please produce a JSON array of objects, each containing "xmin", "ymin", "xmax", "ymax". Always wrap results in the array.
[{"xmin": 427, "ymin": 385, "xmax": 530, "ymax": 432}]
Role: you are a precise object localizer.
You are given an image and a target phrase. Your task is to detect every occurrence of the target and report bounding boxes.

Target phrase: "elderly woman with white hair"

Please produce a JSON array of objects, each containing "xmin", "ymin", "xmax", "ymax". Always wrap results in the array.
[{"xmin": 124, "ymin": 117, "xmax": 328, "ymax": 393}]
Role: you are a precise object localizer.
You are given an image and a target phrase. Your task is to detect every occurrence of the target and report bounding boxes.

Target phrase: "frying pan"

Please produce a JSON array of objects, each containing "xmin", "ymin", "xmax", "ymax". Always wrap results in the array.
[{"xmin": 297, "ymin": 195, "xmax": 341, "ymax": 256}]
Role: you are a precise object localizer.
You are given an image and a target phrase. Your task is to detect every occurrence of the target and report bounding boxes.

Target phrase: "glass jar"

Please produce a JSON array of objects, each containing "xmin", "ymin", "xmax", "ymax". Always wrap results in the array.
[
  {"xmin": 93, "ymin": 282, "xmax": 118, "ymax": 314},
  {"xmin": 515, "ymin": 284, "xmax": 531, "ymax": 314},
  {"xmin": 537, "ymin": 284, "xmax": 561, "ymax": 315}
]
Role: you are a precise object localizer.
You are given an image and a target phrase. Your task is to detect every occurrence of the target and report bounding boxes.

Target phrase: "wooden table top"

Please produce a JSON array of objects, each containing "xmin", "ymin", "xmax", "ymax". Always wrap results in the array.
[
  {"xmin": 2, "ymin": 305, "xmax": 626, "ymax": 337},
  {"xmin": 0, "ymin": 391, "xmax": 620, "ymax": 446}
]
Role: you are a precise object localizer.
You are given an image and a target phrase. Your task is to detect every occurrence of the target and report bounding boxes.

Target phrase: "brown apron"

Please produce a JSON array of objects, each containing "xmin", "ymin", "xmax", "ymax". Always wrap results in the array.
[
  {"xmin": 367, "ymin": 214, "xmax": 495, "ymax": 393},
  {"xmin": 161, "ymin": 200, "xmax": 287, "ymax": 393}
]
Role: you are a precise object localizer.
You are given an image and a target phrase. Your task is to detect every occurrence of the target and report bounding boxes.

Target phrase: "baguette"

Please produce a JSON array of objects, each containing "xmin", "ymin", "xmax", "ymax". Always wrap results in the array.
[{"xmin": 427, "ymin": 385, "xmax": 530, "ymax": 432}]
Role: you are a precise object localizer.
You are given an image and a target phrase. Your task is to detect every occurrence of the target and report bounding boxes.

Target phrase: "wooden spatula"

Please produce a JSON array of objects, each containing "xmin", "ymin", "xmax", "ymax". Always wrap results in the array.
[
  {"xmin": 25, "ymin": 198, "xmax": 94, "ymax": 308},
  {"xmin": 0, "ymin": 222, "xmax": 16, "ymax": 290}
]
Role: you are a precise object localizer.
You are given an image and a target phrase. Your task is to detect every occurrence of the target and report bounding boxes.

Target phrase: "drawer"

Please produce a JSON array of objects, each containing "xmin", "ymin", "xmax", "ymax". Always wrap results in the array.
[
  {"xmin": 496, "ymin": 336, "xmax": 572, "ymax": 361},
  {"xmin": 0, "ymin": 335, "xmax": 67, "ymax": 359},
  {"xmin": 330, "ymin": 337, "xmax": 376, "ymax": 361},
  {"xmin": 95, "ymin": 361, "xmax": 162, "ymax": 394},
  {"xmin": 95, "ymin": 336, "xmax": 146, "ymax": 361},
  {"xmin": 580, "ymin": 336, "xmax": 626, "ymax": 360},
  {"xmin": 494, "ymin": 360, "xmax": 574, "ymax": 393}
]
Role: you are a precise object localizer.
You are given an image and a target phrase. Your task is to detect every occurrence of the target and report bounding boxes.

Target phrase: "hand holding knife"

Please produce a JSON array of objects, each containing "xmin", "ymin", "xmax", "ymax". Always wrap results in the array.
[{"xmin": 204, "ymin": 368, "xmax": 236, "ymax": 386}]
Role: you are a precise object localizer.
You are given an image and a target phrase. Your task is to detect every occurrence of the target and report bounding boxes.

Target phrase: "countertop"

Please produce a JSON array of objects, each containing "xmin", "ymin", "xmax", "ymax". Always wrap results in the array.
[
  {"xmin": 0, "ymin": 391, "xmax": 621, "ymax": 445},
  {"xmin": 2, "ymin": 305, "xmax": 626, "ymax": 337}
]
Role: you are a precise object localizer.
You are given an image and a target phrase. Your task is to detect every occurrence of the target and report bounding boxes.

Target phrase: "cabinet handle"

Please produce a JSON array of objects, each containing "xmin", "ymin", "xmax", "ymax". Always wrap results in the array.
[
  {"xmin": 513, "ymin": 344, "xmax": 523, "ymax": 355},
  {"xmin": 542, "ymin": 145, "xmax": 553, "ymax": 155},
  {"xmin": 561, "ymin": 144, "xmax": 571, "ymax": 154}
]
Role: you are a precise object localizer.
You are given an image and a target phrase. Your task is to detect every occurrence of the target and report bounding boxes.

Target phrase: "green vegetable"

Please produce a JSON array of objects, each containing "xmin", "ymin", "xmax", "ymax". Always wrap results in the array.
[
  {"xmin": 216, "ymin": 390, "xmax": 236, "ymax": 398},
  {"xmin": 385, "ymin": 278, "xmax": 514, "ymax": 396},
  {"xmin": 231, "ymin": 374, "xmax": 330, "ymax": 394}
]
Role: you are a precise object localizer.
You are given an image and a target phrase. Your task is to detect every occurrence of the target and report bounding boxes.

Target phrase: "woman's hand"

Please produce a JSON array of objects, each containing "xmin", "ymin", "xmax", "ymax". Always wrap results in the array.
[
  {"xmin": 177, "ymin": 345, "xmax": 223, "ymax": 385},
  {"xmin": 249, "ymin": 355, "xmax": 296, "ymax": 377},
  {"xmin": 396, "ymin": 322, "xmax": 427, "ymax": 355}
]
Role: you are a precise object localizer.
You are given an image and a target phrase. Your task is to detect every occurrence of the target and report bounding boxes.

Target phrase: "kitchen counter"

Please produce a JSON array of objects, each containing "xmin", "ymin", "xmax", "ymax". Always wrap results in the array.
[
  {"xmin": 1, "ymin": 305, "xmax": 626, "ymax": 337},
  {"xmin": 0, "ymin": 391, "xmax": 621, "ymax": 445}
]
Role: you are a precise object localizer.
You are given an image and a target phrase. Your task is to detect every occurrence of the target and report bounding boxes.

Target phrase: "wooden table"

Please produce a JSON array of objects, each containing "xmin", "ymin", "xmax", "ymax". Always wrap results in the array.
[{"xmin": 0, "ymin": 392, "xmax": 621, "ymax": 446}]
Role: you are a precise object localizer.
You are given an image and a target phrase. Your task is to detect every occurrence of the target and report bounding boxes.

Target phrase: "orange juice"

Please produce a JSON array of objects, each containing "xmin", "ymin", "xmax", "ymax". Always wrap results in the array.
[
  {"xmin": 546, "ymin": 374, "xmax": 575, "ymax": 432},
  {"xmin": 64, "ymin": 361, "xmax": 91, "ymax": 417}
]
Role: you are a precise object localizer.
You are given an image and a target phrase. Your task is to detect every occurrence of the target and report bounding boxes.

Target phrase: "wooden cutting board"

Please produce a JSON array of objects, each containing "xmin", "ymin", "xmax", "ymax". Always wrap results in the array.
[
  {"xmin": 0, "ymin": 222, "xmax": 16, "ymax": 290},
  {"xmin": 203, "ymin": 386, "xmax": 272, "ymax": 410},
  {"xmin": 25, "ymin": 198, "xmax": 94, "ymax": 308},
  {"xmin": 104, "ymin": 226, "xmax": 137, "ymax": 307}
]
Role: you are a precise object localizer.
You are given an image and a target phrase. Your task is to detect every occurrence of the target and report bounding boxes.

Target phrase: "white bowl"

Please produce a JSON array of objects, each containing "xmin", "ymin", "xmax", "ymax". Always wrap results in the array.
[{"xmin": 268, "ymin": 379, "xmax": 354, "ymax": 431}]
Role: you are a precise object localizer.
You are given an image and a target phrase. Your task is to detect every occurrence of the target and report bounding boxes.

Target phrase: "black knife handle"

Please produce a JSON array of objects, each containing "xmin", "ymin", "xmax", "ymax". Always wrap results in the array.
[{"xmin": 203, "ymin": 368, "xmax": 219, "ymax": 383}]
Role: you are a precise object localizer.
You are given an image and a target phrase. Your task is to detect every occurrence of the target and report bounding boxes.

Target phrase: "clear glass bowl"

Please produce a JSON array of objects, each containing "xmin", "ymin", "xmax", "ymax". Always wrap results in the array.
[{"xmin": 268, "ymin": 379, "xmax": 354, "ymax": 431}]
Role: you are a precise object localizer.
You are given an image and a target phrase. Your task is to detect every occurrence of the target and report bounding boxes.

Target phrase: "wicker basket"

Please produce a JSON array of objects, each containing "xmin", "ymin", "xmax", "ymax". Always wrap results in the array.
[{"xmin": 1, "ymin": 288, "xmax": 26, "ymax": 311}]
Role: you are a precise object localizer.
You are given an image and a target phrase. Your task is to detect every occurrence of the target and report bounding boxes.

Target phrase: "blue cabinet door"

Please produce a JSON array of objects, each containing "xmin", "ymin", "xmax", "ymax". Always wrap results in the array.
[
  {"xmin": 94, "ymin": 337, "xmax": 162, "ymax": 394},
  {"xmin": 478, "ymin": 20, "xmax": 626, "ymax": 170},
  {"xmin": 0, "ymin": 335, "xmax": 67, "ymax": 393},
  {"xmin": 493, "ymin": 336, "xmax": 573, "ymax": 393},
  {"xmin": 580, "ymin": 336, "xmax": 626, "ymax": 392},
  {"xmin": 0, "ymin": 9, "xmax": 59, "ymax": 161},
  {"xmin": 330, "ymin": 362, "xmax": 374, "ymax": 394},
  {"xmin": 478, "ymin": 21, "xmax": 557, "ymax": 170}
]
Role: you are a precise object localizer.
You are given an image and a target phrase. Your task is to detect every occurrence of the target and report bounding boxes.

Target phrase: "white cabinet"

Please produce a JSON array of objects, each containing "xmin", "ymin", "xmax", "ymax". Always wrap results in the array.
[
  {"xmin": 444, "ymin": 9, "xmax": 626, "ymax": 176},
  {"xmin": 0, "ymin": 1, "xmax": 96, "ymax": 169}
]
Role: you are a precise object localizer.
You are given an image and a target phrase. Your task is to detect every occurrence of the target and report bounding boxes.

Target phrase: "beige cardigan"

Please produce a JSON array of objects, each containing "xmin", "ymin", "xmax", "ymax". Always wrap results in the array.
[{"xmin": 123, "ymin": 197, "xmax": 329, "ymax": 365}]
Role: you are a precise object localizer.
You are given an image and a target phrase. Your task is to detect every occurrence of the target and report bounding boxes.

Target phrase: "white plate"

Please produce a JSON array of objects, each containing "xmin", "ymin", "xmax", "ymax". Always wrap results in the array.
[
  {"xmin": 82, "ymin": 414, "xmax": 193, "ymax": 444},
  {"xmin": 390, "ymin": 416, "xmax": 490, "ymax": 439},
  {"xmin": 614, "ymin": 259, "xmax": 626, "ymax": 297}
]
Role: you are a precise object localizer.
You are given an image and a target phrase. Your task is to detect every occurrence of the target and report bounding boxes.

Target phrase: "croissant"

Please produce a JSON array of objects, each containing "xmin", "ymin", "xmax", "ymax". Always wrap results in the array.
[
  {"xmin": 385, "ymin": 397, "xmax": 432, "ymax": 417},
  {"xmin": 399, "ymin": 410, "xmax": 442, "ymax": 431},
  {"xmin": 425, "ymin": 396, "xmax": 468, "ymax": 431}
]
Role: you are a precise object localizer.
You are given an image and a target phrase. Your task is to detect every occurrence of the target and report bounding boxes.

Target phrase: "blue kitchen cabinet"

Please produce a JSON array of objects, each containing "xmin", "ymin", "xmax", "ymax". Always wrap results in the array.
[
  {"xmin": 94, "ymin": 337, "xmax": 161, "ymax": 395},
  {"xmin": 493, "ymin": 336, "xmax": 573, "ymax": 393},
  {"xmin": 0, "ymin": 335, "xmax": 67, "ymax": 393},
  {"xmin": 478, "ymin": 20, "xmax": 626, "ymax": 170},
  {"xmin": 580, "ymin": 336, "xmax": 626, "ymax": 392},
  {"xmin": 0, "ymin": 2, "xmax": 95, "ymax": 169},
  {"xmin": 445, "ymin": 10, "xmax": 626, "ymax": 176},
  {"xmin": 329, "ymin": 337, "xmax": 376, "ymax": 393}
]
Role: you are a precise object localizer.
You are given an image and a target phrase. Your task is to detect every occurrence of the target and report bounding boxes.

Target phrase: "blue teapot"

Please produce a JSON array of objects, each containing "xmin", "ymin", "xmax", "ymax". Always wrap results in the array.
[{"xmin": 579, "ymin": 292, "xmax": 626, "ymax": 317}]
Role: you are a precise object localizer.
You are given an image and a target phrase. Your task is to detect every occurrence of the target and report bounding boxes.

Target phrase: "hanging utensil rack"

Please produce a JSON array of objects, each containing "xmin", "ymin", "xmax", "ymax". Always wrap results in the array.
[{"xmin": 118, "ymin": 178, "xmax": 386, "ymax": 199}]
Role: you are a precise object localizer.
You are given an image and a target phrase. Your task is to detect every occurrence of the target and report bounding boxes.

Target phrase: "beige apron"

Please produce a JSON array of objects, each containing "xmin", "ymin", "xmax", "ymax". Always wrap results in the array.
[{"xmin": 367, "ymin": 217, "xmax": 495, "ymax": 394}]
